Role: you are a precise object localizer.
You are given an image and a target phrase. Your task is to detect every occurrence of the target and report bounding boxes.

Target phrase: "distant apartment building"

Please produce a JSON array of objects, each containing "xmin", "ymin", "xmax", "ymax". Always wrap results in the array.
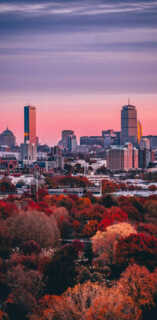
[
  {"xmin": 106, "ymin": 143, "xmax": 138, "ymax": 171},
  {"xmin": 121, "ymin": 104, "xmax": 138, "ymax": 145}
]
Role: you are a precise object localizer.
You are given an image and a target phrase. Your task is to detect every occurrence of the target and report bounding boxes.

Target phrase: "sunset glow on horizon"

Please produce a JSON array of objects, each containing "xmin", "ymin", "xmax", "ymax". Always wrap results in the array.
[{"xmin": 0, "ymin": 93, "xmax": 157, "ymax": 145}]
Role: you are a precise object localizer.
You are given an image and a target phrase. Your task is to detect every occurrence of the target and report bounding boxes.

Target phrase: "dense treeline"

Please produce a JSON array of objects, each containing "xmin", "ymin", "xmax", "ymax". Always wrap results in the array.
[{"xmin": 0, "ymin": 184, "xmax": 157, "ymax": 319}]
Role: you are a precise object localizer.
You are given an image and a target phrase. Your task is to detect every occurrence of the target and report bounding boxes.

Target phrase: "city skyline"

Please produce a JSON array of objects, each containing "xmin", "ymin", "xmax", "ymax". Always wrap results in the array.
[
  {"xmin": 0, "ymin": 0, "xmax": 157, "ymax": 144},
  {"xmin": 0, "ymin": 101, "xmax": 156, "ymax": 146}
]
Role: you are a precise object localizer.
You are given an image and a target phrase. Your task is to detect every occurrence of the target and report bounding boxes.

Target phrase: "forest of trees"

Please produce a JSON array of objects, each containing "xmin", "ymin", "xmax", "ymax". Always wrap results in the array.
[{"xmin": 0, "ymin": 180, "xmax": 157, "ymax": 319}]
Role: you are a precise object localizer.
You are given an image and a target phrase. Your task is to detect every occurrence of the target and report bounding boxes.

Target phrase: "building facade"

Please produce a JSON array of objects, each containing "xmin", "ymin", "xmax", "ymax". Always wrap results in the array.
[
  {"xmin": 106, "ymin": 143, "xmax": 138, "ymax": 171},
  {"xmin": 0, "ymin": 128, "xmax": 16, "ymax": 148},
  {"xmin": 139, "ymin": 137, "xmax": 151, "ymax": 169}
]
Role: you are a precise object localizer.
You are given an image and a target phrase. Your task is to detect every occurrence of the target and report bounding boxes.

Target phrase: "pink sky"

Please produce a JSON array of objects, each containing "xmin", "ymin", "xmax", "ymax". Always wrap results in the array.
[{"xmin": 0, "ymin": 93, "xmax": 156, "ymax": 145}]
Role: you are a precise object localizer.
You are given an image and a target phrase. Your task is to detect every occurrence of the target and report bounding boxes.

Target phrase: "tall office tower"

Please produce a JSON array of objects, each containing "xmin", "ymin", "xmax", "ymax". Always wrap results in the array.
[
  {"xmin": 137, "ymin": 121, "xmax": 142, "ymax": 145},
  {"xmin": 121, "ymin": 104, "xmax": 138, "ymax": 145},
  {"xmin": 21, "ymin": 106, "xmax": 37, "ymax": 162},
  {"xmin": 24, "ymin": 106, "xmax": 36, "ymax": 144}
]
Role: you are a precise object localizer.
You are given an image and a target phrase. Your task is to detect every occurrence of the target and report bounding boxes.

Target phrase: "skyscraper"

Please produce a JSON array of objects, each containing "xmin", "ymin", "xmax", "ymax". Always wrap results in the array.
[
  {"xmin": 121, "ymin": 104, "xmax": 138, "ymax": 145},
  {"xmin": 21, "ymin": 106, "xmax": 37, "ymax": 161},
  {"xmin": 24, "ymin": 106, "xmax": 36, "ymax": 144}
]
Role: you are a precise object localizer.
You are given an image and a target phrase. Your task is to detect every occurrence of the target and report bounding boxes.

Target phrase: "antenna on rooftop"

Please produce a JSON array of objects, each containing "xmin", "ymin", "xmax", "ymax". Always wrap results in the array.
[{"xmin": 128, "ymin": 98, "xmax": 130, "ymax": 105}]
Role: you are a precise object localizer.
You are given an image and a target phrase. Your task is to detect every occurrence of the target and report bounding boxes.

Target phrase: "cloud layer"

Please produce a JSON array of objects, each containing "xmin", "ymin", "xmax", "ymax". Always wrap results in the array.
[
  {"xmin": 0, "ymin": 1, "xmax": 157, "ymax": 145},
  {"xmin": 0, "ymin": 0, "xmax": 157, "ymax": 95}
]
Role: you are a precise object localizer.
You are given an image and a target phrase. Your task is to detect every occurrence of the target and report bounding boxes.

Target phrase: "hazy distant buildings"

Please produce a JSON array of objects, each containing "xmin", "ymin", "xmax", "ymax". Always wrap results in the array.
[
  {"xmin": 121, "ymin": 105, "xmax": 138, "ymax": 145},
  {"xmin": 21, "ymin": 106, "xmax": 37, "ymax": 162},
  {"xmin": 50, "ymin": 146, "xmax": 64, "ymax": 170},
  {"xmin": 58, "ymin": 130, "xmax": 77, "ymax": 152},
  {"xmin": 80, "ymin": 136, "xmax": 104, "ymax": 147},
  {"xmin": 139, "ymin": 137, "xmax": 151, "ymax": 169},
  {"xmin": 0, "ymin": 128, "xmax": 16, "ymax": 148},
  {"xmin": 107, "ymin": 143, "xmax": 138, "ymax": 171},
  {"xmin": 102, "ymin": 130, "xmax": 120, "ymax": 147},
  {"xmin": 143, "ymin": 135, "xmax": 157, "ymax": 150}
]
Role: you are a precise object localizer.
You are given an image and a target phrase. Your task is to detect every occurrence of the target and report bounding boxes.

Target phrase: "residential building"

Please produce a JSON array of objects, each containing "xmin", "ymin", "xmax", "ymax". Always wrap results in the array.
[{"xmin": 106, "ymin": 143, "xmax": 138, "ymax": 171}]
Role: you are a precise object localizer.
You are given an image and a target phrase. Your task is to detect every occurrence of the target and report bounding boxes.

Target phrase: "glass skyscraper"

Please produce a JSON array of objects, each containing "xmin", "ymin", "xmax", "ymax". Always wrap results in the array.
[
  {"xmin": 24, "ymin": 105, "xmax": 36, "ymax": 144},
  {"xmin": 21, "ymin": 106, "xmax": 37, "ymax": 161}
]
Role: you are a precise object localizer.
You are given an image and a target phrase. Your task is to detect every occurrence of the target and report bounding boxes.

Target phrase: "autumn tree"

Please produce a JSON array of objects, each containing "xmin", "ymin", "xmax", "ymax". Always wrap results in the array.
[
  {"xmin": 43, "ymin": 243, "xmax": 80, "ymax": 295},
  {"xmin": 52, "ymin": 207, "xmax": 71, "ymax": 237},
  {"xmin": 115, "ymin": 232, "xmax": 157, "ymax": 271},
  {"xmin": 92, "ymin": 223, "xmax": 137, "ymax": 274},
  {"xmin": 29, "ymin": 295, "xmax": 80, "ymax": 320},
  {"xmin": 98, "ymin": 207, "xmax": 128, "ymax": 231},
  {"xmin": 85, "ymin": 287, "xmax": 141, "ymax": 320},
  {"xmin": 0, "ymin": 223, "xmax": 12, "ymax": 258},
  {"xmin": 6, "ymin": 264, "xmax": 44, "ymax": 299},
  {"xmin": 7, "ymin": 211, "xmax": 60, "ymax": 249},
  {"xmin": 118, "ymin": 264, "xmax": 157, "ymax": 310},
  {"xmin": 82, "ymin": 220, "xmax": 98, "ymax": 237}
]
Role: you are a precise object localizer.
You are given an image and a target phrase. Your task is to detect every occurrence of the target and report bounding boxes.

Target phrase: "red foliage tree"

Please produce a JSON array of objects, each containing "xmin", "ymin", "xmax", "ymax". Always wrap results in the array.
[
  {"xmin": 115, "ymin": 232, "xmax": 157, "ymax": 271},
  {"xmin": 82, "ymin": 220, "xmax": 98, "ymax": 237},
  {"xmin": 98, "ymin": 207, "xmax": 128, "ymax": 231},
  {"xmin": 0, "ymin": 201, "xmax": 17, "ymax": 219}
]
